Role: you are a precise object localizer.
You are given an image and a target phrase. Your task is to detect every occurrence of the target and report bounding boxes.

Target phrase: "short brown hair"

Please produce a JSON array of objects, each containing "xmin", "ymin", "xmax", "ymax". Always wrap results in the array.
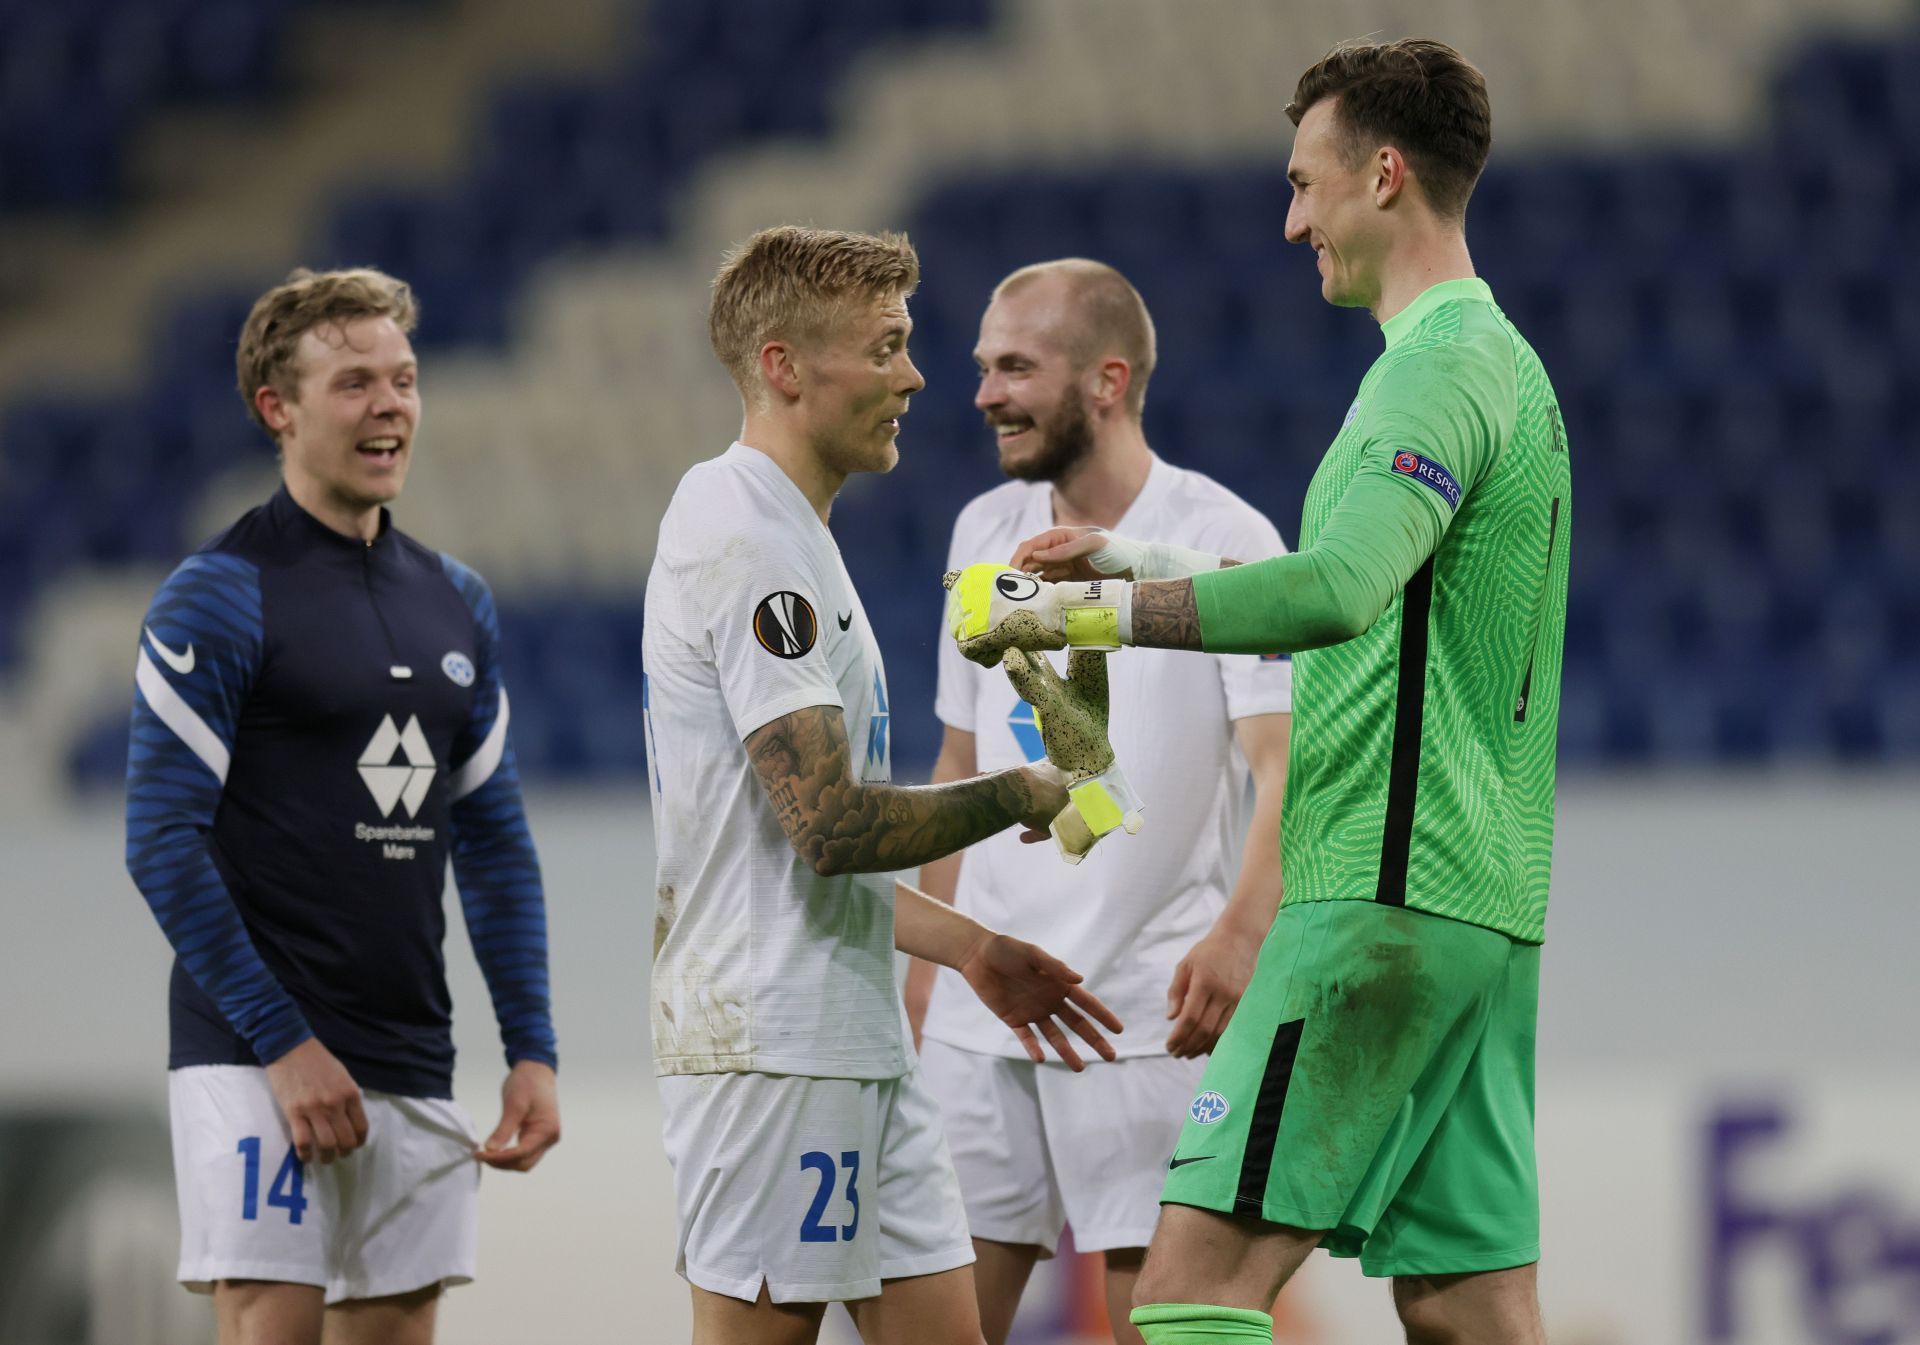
[
  {"xmin": 236, "ymin": 267, "xmax": 418, "ymax": 435},
  {"xmin": 1285, "ymin": 38, "xmax": 1491, "ymax": 220},
  {"xmin": 992, "ymin": 258, "xmax": 1158, "ymax": 418},
  {"xmin": 709, "ymin": 226, "xmax": 920, "ymax": 399}
]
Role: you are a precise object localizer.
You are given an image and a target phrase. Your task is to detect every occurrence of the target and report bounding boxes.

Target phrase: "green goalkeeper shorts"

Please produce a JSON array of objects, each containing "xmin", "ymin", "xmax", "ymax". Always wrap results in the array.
[{"xmin": 1161, "ymin": 900, "xmax": 1540, "ymax": 1277}]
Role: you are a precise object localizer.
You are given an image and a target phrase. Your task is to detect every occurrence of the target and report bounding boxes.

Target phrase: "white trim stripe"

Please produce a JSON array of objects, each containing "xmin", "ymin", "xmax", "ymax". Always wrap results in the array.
[
  {"xmin": 135, "ymin": 647, "xmax": 230, "ymax": 784},
  {"xmin": 449, "ymin": 687, "xmax": 510, "ymax": 802}
]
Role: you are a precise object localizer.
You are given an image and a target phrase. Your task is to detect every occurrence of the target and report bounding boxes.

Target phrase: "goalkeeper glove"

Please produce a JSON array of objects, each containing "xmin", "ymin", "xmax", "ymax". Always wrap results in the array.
[
  {"xmin": 944, "ymin": 563, "xmax": 1133, "ymax": 667},
  {"xmin": 1001, "ymin": 647, "xmax": 1144, "ymax": 864}
]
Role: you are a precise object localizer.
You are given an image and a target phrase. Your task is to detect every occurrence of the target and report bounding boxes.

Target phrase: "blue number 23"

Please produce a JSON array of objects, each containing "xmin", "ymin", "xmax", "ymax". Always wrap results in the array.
[{"xmin": 798, "ymin": 1149, "xmax": 860, "ymax": 1243}]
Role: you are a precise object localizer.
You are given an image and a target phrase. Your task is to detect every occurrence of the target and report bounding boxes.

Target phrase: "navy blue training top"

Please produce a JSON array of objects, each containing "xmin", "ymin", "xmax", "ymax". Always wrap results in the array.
[{"xmin": 125, "ymin": 487, "xmax": 557, "ymax": 1099}]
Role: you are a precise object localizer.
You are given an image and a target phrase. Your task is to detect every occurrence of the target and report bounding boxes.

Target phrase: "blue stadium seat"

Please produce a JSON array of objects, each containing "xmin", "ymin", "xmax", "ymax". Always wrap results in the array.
[
  {"xmin": 21, "ymin": 13, "xmax": 1920, "ymax": 775},
  {"xmin": 0, "ymin": 0, "xmax": 422, "ymax": 212}
]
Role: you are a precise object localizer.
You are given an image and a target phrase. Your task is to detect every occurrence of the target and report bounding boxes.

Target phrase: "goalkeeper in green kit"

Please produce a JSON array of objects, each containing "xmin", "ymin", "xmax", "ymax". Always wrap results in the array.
[{"xmin": 946, "ymin": 38, "xmax": 1570, "ymax": 1345}]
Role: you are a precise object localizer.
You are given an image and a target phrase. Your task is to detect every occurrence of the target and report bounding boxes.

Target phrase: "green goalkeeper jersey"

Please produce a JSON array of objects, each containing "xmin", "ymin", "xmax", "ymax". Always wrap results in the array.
[{"xmin": 1191, "ymin": 277, "xmax": 1570, "ymax": 942}]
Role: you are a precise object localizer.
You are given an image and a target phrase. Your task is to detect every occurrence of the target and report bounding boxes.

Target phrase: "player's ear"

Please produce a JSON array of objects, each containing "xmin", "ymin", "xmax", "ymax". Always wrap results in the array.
[
  {"xmin": 1090, "ymin": 357, "xmax": 1131, "ymax": 415},
  {"xmin": 255, "ymin": 383, "xmax": 293, "ymax": 436},
  {"xmin": 1374, "ymin": 147, "xmax": 1407, "ymax": 209},
  {"xmin": 759, "ymin": 340, "xmax": 803, "ymax": 401}
]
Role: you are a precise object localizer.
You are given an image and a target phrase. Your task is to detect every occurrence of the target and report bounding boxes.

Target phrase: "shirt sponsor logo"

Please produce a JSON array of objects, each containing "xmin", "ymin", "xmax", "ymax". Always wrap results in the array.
[
  {"xmin": 1342, "ymin": 398, "xmax": 1362, "ymax": 430},
  {"xmin": 1391, "ymin": 450, "xmax": 1463, "ymax": 509},
  {"xmin": 867, "ymin": 670, "xmax": 890, "ymax": 770},
  {"xmin": 753, "ymin": 591, "xmax": 818, "ymax": 659},
  {"xmin": 355, "ymin": 820, "xmax": 435, "ymax": 861},
  {"xmin": 441, "ymin": 651, "xmax": 476, "ymax": 686},
  {"xmin": 1008, "ymin": 700, "xmax": 1045, "ymax": 762},
  {"xmin": 358, "ymin": 714, "xmax": 436, "ymax": 820},
  {"xmin": 1190, "ymin": 1090, "xmax": 1231, "ymax": 1125}
]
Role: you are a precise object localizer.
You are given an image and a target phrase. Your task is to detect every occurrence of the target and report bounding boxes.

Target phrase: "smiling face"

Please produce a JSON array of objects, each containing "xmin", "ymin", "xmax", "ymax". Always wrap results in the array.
[
  {"xmin": 972, "ymin": 278, "xmax": 1097, "ymax": 484},
  {"xmin": 798, "ymin": 289, "xmax": 924, "ymax": 478},
  {"xmin": 1284, "ymin": 97, "xmax": 1395, "ymax": 311},
  {"xmin": 258, "ymin": 316, "xmax": 420, "ymax": 529}
]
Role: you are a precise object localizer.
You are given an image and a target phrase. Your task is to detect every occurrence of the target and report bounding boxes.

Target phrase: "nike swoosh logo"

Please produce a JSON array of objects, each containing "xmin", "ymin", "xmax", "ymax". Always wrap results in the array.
[
  {"xmin": 145, "ymin": 626, "xmax": 195, "ymax": 675},
  {"xmin": 1168, "ymin": 1154, "xmax": 1216, "ymax": 1170},
  {"xmin": 837, "ymin": 611, "xmax": 852, "ymax": 631}
]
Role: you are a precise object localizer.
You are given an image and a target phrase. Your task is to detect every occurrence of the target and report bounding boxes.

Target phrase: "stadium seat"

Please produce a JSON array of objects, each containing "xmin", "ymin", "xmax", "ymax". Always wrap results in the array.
[{"xmin": 18, "ymin": 8, "xmax": 1920, "ymax": 780}]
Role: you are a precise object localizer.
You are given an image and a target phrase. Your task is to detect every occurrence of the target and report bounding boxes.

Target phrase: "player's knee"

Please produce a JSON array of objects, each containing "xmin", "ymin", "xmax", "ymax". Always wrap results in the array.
[
  {"xmin": 1392, "ymin": 1282, "xmax": 1465, "ymax": 1345},
  {"xmin": 1397, "ymin": 1314, "xmax": 1458, "ymax": 1345},
  {"xmin": 215, "ymin": 1280, "xmax": 324, "ymax": 1345},
  {"xmin": 1130, "ymin": 1250, "xmax": 1183, "ymax": 1309}
]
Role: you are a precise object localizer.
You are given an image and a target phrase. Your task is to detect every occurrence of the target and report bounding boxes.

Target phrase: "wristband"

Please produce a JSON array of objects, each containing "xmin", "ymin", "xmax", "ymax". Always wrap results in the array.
[
  {"xmin": 1059, "ymin": 579, "xmax": 1132, "ymax": 648},
  {"xmin": 1049, "ymin": 763, "xmax": 1147, "ymax": 865},
  {"xmin": 1136, "ymin": 541, "xmax": 1225, "ymax": 582},
  {"xmin": 1086, "ymin": 532, "xmax": 1223, "ymax": 582}
]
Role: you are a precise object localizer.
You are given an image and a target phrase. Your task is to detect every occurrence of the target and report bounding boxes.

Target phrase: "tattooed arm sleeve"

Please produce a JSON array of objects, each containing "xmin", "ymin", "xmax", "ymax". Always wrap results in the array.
[{"xmin": 745, "ymin": 704, "xmax": 1042, "ymax": 877}]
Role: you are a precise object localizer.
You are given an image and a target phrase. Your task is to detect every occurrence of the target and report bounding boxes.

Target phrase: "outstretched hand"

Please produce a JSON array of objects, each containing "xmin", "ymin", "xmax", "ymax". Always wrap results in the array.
[
  {"xmin": 476, "ymin": 1060, "xmax": 561, "ymax": 1172},
  {"xmin": 958, "ymin": 931, "xmax": 1123, "ymax": 1071},
  {"xmin": 1011, "ymin": 527, "xmax": 1120, "ymax": 582}
]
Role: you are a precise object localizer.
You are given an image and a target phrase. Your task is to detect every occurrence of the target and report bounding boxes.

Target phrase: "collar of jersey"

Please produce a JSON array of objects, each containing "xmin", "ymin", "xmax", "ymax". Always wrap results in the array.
[
  {"xmin": 268, "ymin": 485, "xmax": 394, "ymax": 550},
  {"xmin": 1381, "ymin": 276, "xmax": 1495, "ymax": 350},
  {"xmin": 726, "ymin": 441, "xmax": 832, "ymax": 534},
  {"xmin": 1113, "ymin": 451, "xmax": 1175, "ymax": 532},
  {"xmin": 1036, "ymin": 451, "xmax": 1174, "ymax": 536}
]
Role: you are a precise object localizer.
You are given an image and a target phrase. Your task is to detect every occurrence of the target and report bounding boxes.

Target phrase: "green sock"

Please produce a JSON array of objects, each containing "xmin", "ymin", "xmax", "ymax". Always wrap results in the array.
[{"xmin": 1130, "ymin": 1302, "xmax": 1275, "ymax": 1343}]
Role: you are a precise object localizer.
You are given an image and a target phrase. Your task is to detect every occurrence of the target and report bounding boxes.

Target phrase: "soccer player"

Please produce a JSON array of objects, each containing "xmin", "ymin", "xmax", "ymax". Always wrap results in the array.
[
  {"xmin": 905, "ymin": 259, "xmax": 1292, "ymax": 1345},
  {"xmin": 947, "ymin": 40, "xmax": 1571, "ymax": 1345},
  {"xmin": 643, "ymin": 225, "xmax": 1125, "ymax": 1345},
  {"xmin": 125, "ymin": 268, "xmax": 560, "ymax": 1345}
]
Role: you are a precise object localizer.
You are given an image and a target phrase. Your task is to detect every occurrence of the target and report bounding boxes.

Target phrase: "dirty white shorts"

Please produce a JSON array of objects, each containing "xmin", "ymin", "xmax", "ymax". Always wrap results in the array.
[
  {"xmin": 919, "ymin": 1038, "xmax": 1206, "ymax": 1255},
  {"xmin": 657, "ymin": 1065, "xmax": 974, "ymax": 1303}
]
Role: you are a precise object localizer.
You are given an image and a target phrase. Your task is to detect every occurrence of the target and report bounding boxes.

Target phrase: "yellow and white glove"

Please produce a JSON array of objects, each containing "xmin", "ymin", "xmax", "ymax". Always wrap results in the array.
[
  {"xmin": 1001, "ymin": 647, "xmax": 1145, "ymax": 864},
  {"xmin": 943, "ymin": 563, "xmax": 1132, "ymax": 667}
]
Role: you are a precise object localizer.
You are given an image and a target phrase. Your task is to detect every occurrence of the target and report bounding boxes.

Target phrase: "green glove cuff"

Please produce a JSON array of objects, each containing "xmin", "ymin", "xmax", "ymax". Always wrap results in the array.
[
  {"xmin": 1063, "ymin": 604, "xmax": 1120, "ymax": 649},
  {"xmin": 1060, "ymin": 580, "xmax": 1131, "ymax": 649}
]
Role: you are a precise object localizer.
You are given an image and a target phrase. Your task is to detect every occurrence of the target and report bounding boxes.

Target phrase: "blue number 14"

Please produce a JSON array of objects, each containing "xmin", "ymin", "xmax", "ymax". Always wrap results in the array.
[{"xmin": 237, "ymin": 1137, "xmax": 309, "ymax": 1225}]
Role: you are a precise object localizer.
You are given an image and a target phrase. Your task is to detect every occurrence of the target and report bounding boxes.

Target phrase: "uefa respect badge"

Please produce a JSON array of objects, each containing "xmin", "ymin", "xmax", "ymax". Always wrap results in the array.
[{"xmin": 1390, "ymin": 450, "xmax": 1462, "ymax": 510}]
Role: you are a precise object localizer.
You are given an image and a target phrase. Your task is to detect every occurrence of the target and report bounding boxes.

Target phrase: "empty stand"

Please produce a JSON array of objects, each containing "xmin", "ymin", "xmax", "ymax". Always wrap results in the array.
[{"xmin": 1, "ymin": 3, "xmax": 1914, "ymax": 785}]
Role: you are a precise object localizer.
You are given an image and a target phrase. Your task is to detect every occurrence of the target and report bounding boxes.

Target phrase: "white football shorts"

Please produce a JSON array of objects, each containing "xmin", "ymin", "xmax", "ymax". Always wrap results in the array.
[
  {"xmin": 918, "ymin": 1038, "xmax": 1207, "ymax": 1254},
  {"xmin": 657, "ymin": 1065, "xmax": 974, "ymax": 1303},
  {"xmin": 169, "ymin": 1064, "xmax": 480, "ymax": 1304}
]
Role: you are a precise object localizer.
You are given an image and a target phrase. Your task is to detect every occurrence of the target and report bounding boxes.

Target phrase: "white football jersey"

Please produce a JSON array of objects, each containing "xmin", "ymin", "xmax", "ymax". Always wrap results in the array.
[
  {"xmin": 922, "ymin": 456, "xmax": 1293, "ymax": 1060},
  {"xmin": 644, "ymin": 444, "xmax": 905, "ymax": 1080}
]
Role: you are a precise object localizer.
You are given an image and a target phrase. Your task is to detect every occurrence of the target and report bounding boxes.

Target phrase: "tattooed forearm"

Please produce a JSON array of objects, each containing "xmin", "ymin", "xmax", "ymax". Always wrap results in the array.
[
  {"xmin": 745, "ymin": 705, "xmax": 1044, "ymax": 876},
  {"xmin": 1130, "ymin": 579, "xmax": 1206, "ymax": 650},
  {"xmin": 766, "ymin": 781, "xmax": 803, "ymax": 837}
]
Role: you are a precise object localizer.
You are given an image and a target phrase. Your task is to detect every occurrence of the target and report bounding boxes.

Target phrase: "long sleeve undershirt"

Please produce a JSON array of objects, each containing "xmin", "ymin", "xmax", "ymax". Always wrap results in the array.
[{"xmin": 1191, "ymin": 470, "xmax": 1446, "ymax": 654}]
